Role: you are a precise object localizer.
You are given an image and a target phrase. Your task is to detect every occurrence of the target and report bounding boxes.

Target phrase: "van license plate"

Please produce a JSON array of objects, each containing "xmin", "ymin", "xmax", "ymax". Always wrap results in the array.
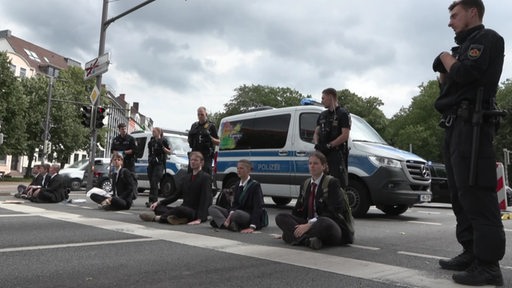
[{"xmin": 420, "ymin": 194, "xmax": 432, "ymax": 202}]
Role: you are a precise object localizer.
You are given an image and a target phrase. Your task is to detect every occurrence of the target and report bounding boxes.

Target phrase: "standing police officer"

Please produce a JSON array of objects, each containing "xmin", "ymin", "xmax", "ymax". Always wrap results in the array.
[
  {"xmin": 188, "ymin": 106, "xmax": 219, "ymax": 175},
  {"xmin": 111, "ymin": 123, "xmax": 137, "ymax": 172},
  {"xmin": 313, "ymin": 88, "xmax": 351, "ymax": 189},
  {"xmin": 146, "ymin": 127, "xmax": 171, "ymax": 207},
  {"xmin": 433, "ymin": 0, "xmax": 505, "ymax": 286}
]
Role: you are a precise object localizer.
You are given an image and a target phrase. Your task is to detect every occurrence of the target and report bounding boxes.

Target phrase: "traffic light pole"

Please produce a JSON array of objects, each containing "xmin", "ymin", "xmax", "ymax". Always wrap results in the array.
[
  {"xmin": 42, "ymin": 76, "xmax": 53, "ymax": 164},
  {"xmin": 86, "ymin": 0, "xmax": 156, "ymax": 191}
]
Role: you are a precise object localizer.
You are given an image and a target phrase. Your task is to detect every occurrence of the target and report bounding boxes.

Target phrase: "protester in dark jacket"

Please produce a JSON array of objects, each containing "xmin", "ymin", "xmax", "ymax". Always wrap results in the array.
[
  {"xmin": 88, "ymin": 153, "xmax": 136, "ymax": 210},
  {"xmin": 139, "ymin": 151, "xmax": 212, "ymax": 224},
  {"xmin": 275, "ymin": 151, "xmax": 354, "ymax": 249},
  {"xmin": 208, "ymin": 159, "xmax": 266, "ymax": 233}
]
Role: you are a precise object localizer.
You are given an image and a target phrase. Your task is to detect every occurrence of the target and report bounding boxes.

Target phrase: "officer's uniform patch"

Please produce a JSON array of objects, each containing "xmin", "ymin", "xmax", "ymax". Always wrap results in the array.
[{"xmin": 468, "ymin": 44, "xmax": 483, "ymax": 59}]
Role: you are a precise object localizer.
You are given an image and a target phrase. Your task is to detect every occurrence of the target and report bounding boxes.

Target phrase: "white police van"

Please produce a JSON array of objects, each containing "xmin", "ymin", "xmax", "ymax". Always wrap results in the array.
[
  {"xmin": 213, "ymin": 102, "xmax": 432, "ymax": 217},
  {"xmin": 132, "ymin": 130, "xmax": 190, "ymax": 197}
]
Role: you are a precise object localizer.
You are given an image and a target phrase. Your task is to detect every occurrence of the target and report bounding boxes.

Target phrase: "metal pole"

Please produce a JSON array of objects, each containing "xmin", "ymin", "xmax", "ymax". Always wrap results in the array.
[
  {"xmin": 504, "ymin": 149, "xmax": 509, "ymax": 187},
  {"xmin": 43, "ymin": 77, "xmax": 53, "ymax": 164},
  {"xmin": 86, "ymin": 0, "xmax": 108, "ymax": 191},
  {"xmin": 86, "ymin": 0, "xmax": 156, "ymax": 190}
]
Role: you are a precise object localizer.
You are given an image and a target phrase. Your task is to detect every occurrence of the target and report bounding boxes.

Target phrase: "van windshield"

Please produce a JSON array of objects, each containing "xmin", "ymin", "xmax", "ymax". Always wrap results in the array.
[
  {"xmin": 166, "ymin": 135, "xmax": 190, "ymax": 156},
  {"xmin": 350, "ymin": 115, "xmax": 387, "ymax": 144}
]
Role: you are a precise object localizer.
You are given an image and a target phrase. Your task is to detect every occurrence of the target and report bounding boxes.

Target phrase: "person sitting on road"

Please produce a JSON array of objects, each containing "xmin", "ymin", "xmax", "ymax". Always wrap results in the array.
[
  {"xmin": 275, "ymin": 151, "xmax": 354, "ymax": 250},
  {"xmin": 88, "ymin": 153, "xmax": 136, "ymax": 211},
  {"xmin": 20, "ymin": 164, "xmax": 50, "ymax": 199},
  {"xmin": 208, "ymin": 159, "xmax": 266, "ymax": 233},
  {"xmin": 139, "ymin": 151, "xmax": 212, "ymax": 225},
  {"xmin": 15, "ymin": 164, "xmax": 42, "ymax": 198},
  {"xmin": 28, "ymin": 164, "xmax": 68, "ymax": 203}
]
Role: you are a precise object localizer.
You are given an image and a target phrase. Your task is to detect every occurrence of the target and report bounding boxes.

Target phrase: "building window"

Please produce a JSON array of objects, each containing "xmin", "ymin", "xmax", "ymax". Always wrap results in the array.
[
  {"xmin": 10, "ymin": 64, "xmax": 16, "ymax": 74},
  {"xmin": 0, "ymin": 154, "xmax": 6, "ymax": 165},
  {"xmin": 24, "ymin": 49, "xmax": 41, "ymax": 62},
  {"xmin": 19, "ymin": 68, "xmax": 26, "ymax": 78}
]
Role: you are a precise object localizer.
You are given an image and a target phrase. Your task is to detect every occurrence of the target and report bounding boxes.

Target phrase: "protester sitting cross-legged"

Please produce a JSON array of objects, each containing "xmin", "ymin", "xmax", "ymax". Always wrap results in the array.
[
  {"xmin": 16, "ymin": 164, "xmax": 43, "ymax": 198},
  {"xmin": 275, "ymin": 151, "xmax": 354, "ymax": 250},
  {"xmin": 87, "ymin": 153, "xmax": 136, "ymax": 211},
  {"xmin": 29, "ymin": 164, "xmax": 68, "ymax": 203},
  {"xmin": 208, "ymin": 159, "xmax": 267, "ymax": 233},
  {"xmin": 139, "ymin": 151, "xmax": 212, "ymax": 225}
]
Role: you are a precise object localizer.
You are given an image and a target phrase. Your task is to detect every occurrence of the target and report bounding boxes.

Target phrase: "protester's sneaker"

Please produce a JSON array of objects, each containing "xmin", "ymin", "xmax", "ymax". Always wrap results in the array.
[
  {"xmin": 139, "ymin": 212, "xmax": 156, "ymax": 222},
  {"xmin": 439, "ymin": 250, "xmax": 474, "ymax": 271},
  {"xmin": 305, "ymin": 237, "xmax": 323, "ymax": 250},
  {"xmin": 452, "ymin": 261, "xmax": 503, "ymax": 286},
  {"xmin": 167, "ymin": 215, "xmax": 188, "ymax": 225}
]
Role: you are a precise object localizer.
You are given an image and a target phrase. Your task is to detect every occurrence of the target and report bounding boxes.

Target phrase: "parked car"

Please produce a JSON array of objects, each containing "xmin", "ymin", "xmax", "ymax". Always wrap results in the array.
[
  {"xmin": 60, "ymin": 158, "xmax": 90, "ymax": 190},
  {"xmin": 87, "ymin": 158, "xmax": 113, "ymax": 193},
  {"xmin": 427, "ymin": 162, "xmax": 512, "ymax": 206}
]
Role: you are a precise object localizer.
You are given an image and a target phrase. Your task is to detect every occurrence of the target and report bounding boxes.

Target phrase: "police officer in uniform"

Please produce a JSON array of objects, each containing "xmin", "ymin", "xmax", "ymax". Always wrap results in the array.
[
  {"xmin": 111, "ymin": 123, "xmax": 137, "ymax": 172},
  {"xmin": 313, "ymin": 88, "xmax": 351, "ymax": 189},
  {"xmin": 146, "ymin": 127, "xmax": 171, "ymax": 207},
  {"xmin": 433, "ymin": 0, "xmax": 505, "ymax": 286},
  {"xmin": 188, "ymin": 106, "xmax": 219, "ymax": 175}
]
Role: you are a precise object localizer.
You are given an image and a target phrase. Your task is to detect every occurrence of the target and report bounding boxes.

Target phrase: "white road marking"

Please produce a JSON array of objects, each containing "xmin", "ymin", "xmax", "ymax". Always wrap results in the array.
[
  {"xmin": 0, "ymin": 214, "xmax": 33, "ymax": 217},
  {"xmin": 416, "ymin": 210, "xmax": 442, "ymax": 215},
  {"xmin": 0, "ymin": 204, "xmax": 472, "ymax": 288},
  {"xmin": 348, "ymin": 244, "xmax": 380, "ymax": 251},
  {"xmin": 408, "ymin": 221, "xmax": 442, "ymax": 226},
  {"xmin": 0, "ymin": 238, "xmax": 157, "ymax": 253},
  {"xmin": 398, "ymin": 251, "xmax": 512, "ymax": 271}
]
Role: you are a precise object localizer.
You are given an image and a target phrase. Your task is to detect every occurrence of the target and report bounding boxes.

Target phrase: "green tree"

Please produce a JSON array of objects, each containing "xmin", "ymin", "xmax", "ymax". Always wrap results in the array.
[
  {"xmin": 0, "ymin": 52, "xmax": 28, "ymax": 156},
  {"xmin": 385, "ymin": 80, "xmax": 444, "ymax": 162},
  {"xmin": 338, "ymin": 89, "xmax": 388, "ymax": 136},
  {"xmin": 495, "ymin": 78, "xmax": 512, "ymax": 162}
]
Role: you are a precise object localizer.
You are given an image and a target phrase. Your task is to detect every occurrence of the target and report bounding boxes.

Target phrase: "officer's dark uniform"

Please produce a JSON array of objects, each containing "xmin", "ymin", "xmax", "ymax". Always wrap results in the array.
[
  {"xmin": 315, "ymin": 106, "xmax": 351, "ymax": 188},
  {"xmin": 147, "ymin": 136, "xmax": 170, "ymax": 204},
  {"xmin": 434, "ymin": 24, "xmax": 505, "ymax": 277},
  {"xmin": 188, "ymin": 120, "xmax": 218, "ymax": 175},
  {"xmin": 111, "ymin": 134, "xmax": 137, "ymax": 172}
]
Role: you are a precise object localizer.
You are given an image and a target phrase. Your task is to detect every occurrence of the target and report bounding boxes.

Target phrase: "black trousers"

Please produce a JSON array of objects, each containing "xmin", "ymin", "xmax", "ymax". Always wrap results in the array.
[
  {"xmin": 444, "ymin": 118, "xmax": 505, "ymax": 263},
  {"xmin": 147, "ymin": 164, "xmax": 164, "ymax": 203},
  {"xmin": 326, "ymin": 150, "xmax": 347, "ymax": 189},
  {"xmin": 275, "ymin": 213, "xmax": 342, "ymax": 246},
  {"xmin": 154, "ymin": 204, "xmax": 195, "ymax": 224},
  {"xmin": 90, "ymin": 193, "xmax": 131, "ymax": 210}
]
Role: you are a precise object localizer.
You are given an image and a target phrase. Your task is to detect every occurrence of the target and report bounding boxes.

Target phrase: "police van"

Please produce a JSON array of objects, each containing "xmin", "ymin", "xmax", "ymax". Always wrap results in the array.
[
  {"xmin": 213, "ymin": 103, "xmax": 432, "ymax": 217},
  {"xmin": 132, "ymin": 130, "xmax": 190, "ymax": 198}
]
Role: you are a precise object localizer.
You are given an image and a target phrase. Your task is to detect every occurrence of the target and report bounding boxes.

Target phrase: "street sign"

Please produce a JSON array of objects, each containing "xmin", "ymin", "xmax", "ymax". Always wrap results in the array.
[
  {"xmin": 84, "ymin": 53, "xmax": 110, "ymax": 80},
  {"xmin": 90, "ymin": 86, "xmax": 100, "ymax": 105}
]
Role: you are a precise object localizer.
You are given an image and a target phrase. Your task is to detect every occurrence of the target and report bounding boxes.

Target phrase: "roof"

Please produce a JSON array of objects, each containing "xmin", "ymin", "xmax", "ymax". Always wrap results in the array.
[{"xmin": 0, "ymin": 30, "xmax": 80, "ymax": 75}]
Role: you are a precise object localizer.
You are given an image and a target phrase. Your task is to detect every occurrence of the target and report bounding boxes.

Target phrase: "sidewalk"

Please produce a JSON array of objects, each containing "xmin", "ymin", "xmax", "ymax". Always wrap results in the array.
[{"xmin": 0, "ymin": 180, "xmax": 30, "ymax": 196}]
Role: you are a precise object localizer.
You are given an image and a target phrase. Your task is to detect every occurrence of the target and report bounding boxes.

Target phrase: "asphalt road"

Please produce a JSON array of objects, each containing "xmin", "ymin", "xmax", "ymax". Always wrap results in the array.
[{"xmin": 1, "ymin": 183, "xmax": 511, "ymax": 288}]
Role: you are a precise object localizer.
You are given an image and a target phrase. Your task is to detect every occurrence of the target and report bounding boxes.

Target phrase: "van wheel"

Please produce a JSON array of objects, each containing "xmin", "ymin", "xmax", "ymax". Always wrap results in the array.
[
  {"xmin": 377, "ymin": 204, "xmax": 408, "ymax": 216},
  {"xmin": 272, "ymin": 197, "xmax": 292, "ymax": 206},
  {"xmin": 159, "ymin": 176, "xmax": 176, "ymax": 198},
  {"xmin": 346, "ymin": 180, "xmax": 370, "ymax": 218}
]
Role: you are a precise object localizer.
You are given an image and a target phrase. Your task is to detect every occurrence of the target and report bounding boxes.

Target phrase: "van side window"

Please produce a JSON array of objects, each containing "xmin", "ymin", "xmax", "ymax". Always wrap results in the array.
[
  {"xmin": 219, "ymin": 114, "xmax": 291, "ymax": 150},
  {"xmin": 135, "ymin": 137, "xmax": 147, "ymax": 159},
  {"xmin": 299, "ymin": 112, "xmax": 319, "ymax": 143}
]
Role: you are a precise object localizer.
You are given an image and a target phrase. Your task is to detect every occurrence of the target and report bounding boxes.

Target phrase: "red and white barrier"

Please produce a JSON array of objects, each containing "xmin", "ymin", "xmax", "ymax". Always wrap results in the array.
[{"xmin": 496, "ymin": 162, "xmax": 508, "ymax": 211}]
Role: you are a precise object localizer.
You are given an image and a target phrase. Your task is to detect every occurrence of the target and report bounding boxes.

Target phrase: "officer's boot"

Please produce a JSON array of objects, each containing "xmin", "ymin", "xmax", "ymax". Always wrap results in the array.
[
  {"xmin": 439, "ymin": 249, "xmax": 474, "ymax": 271},
  {"xmin": 452, "ymin": 260, "xmax": 503, "ymax": 286}
]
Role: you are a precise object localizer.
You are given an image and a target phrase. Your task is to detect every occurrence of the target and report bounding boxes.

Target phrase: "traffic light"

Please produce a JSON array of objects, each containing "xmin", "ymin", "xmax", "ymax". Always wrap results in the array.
[
  {"xmin": 81, "ymin": 105, "xmax": 92, "ymax": 128},
  {"xmin": 95, "ymin": 106, "xmax": 106, "ymax": 128}
]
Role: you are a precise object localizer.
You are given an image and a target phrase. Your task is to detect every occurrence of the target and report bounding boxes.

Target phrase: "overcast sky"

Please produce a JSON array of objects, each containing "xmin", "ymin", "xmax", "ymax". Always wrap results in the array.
[{"xmin": 1, "ymin": 0, "xmax": 511, "ymax": 131}]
